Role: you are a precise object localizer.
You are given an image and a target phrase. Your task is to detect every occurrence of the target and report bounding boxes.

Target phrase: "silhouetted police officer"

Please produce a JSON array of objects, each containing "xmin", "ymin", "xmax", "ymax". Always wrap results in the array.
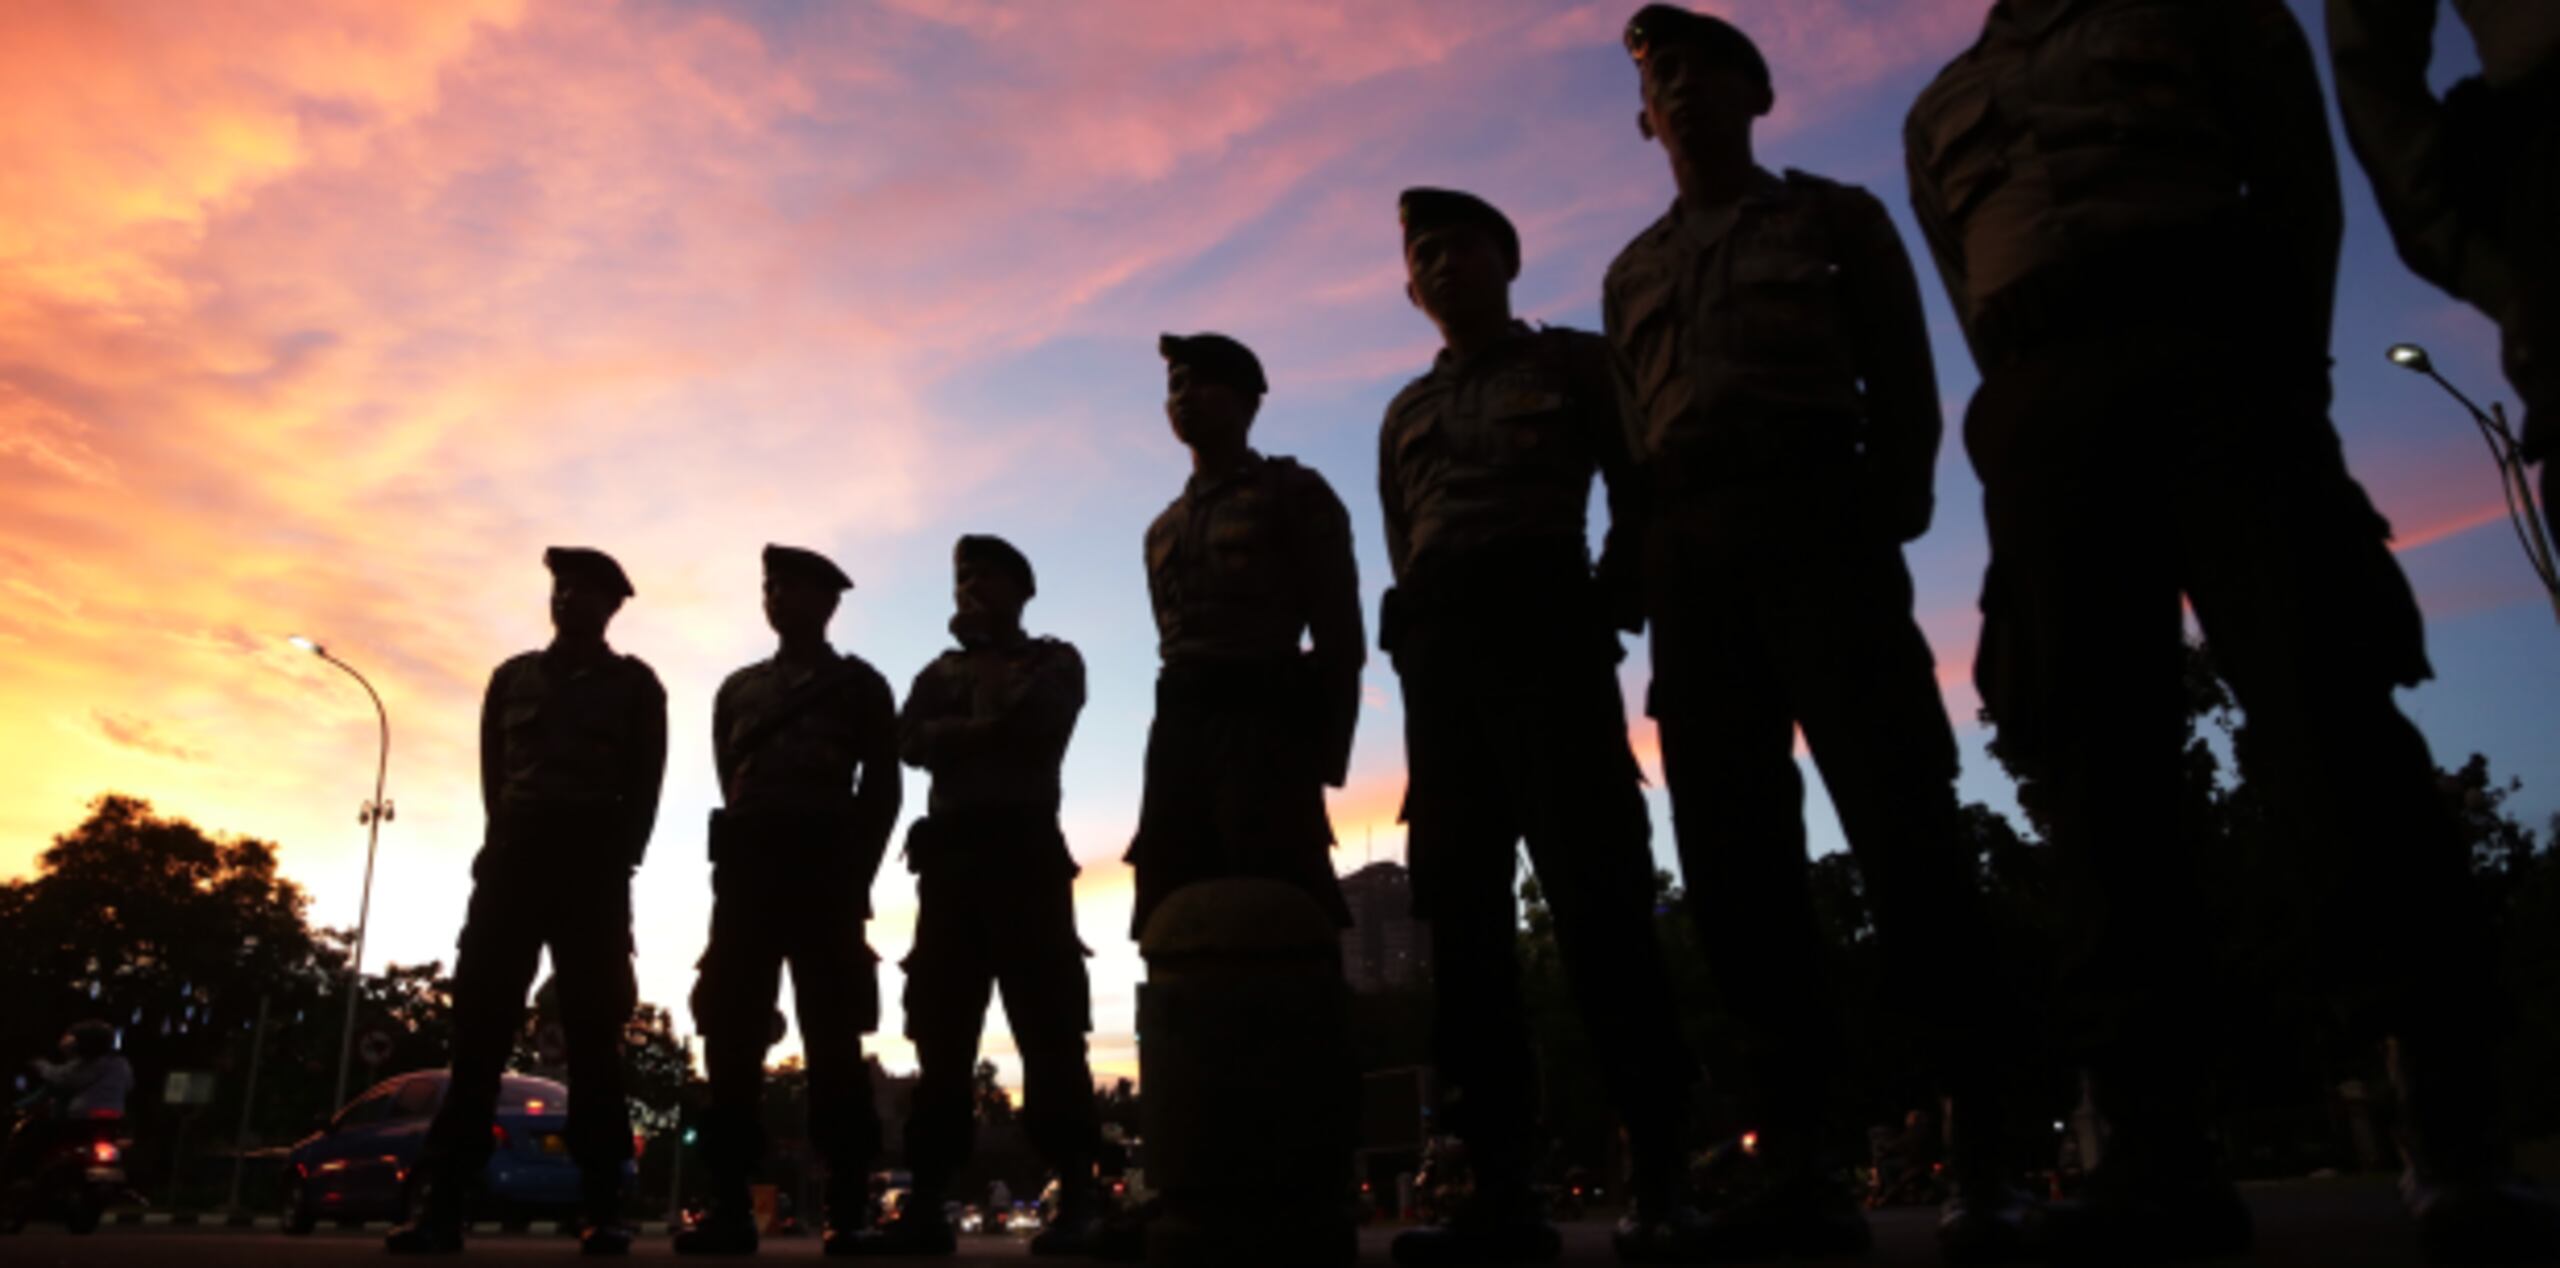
[
  {"xmin": 675, "ymin": 546, "xmax": 901, "ymax": 1257},
  {"xmin": 1127, "ymin": 334, "xmax": 1365, "ymax": 937},
  {"xmin": 389, "ymin": 547, "xmax": 666, "ymax": 1257},
  {"xmin": 1908, "ymin": 1, "xmax": 2557, "ymax": 1259},
  {"xmin": 851, "ymin": 535, "xmax": 1103, "ymax": 1258},
  {"xmin": 2330, "ymin": 0, "xmax": 2559, "ymax": 543},
  {"xmin": 1605, "ymin": 7, "xmax": 2026, "ymax": 1259},
  {"xmin": 1374, "ymin": 187, "xmax": 1704, "ymax": 1266}
]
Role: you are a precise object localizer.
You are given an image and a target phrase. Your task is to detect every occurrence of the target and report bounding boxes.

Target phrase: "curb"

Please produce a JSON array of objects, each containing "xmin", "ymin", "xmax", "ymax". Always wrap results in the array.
[{"xmin": 104, "ymin": 1212, "xmax": 677, "ymax": 1237}]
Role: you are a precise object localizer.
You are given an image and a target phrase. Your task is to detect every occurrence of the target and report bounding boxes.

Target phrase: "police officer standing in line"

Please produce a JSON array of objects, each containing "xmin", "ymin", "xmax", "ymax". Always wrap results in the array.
[
  {"xmin": 1906, "ymin": 1, "xmax": 2556, "ymax": 1260},
  {"xmin": 1373, "ymin": 187, "xmax": 1707, "ymax": 1266},
  {"xmin": 389, "ymin": 548, "xmax": 666, "ymax": 1257},
  {"xmin": 1604, "ymin": 7, "xmax": 2028, "ymax": 1260},
  {"xmin": 674, "ymin": 546, "xmax": 901, "ymax": 1257},
  {"xmin": 1126, "ymin": 334, "xmax": 1365, "ymax": 938},
  {"xmin": 854, "ymin": 535, "xmax": 1104, "ymax": 1258},
  {"xmin": 2329, "ymin": 0, "xmax": 2559, "ymax": 542}
]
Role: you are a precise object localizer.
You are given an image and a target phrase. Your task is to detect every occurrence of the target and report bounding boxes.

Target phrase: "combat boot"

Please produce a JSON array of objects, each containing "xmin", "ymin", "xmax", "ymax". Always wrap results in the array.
[
  {"xmin": 1691, "ymin": 1172, "xmax": 1872, "ymax": 1261},
  {"xmin": 819, "ymin": 1173, "xmax": 870, "ymax": 1257},
  {"xmin": 1029, "ymin": 1178, "xmax": 1107, "ymax": 1256},
  {"xmin": 2391, "ymin": 1035, "xmax": 2560, "ymax": 1264},
  {"xmin": 383, "ymin": 1169, "xmax": 467, "ymax": 1255},
  {"xmin": 1937, "ymin": 1094, "xmax": 2035, "ymax": 1264},
  {"xmin": 672, "ymin": 1184, "xmax": 760, "ymax": 1256},
  {"xmin": 1610, "ymin": 1192, "xmax": 1714, "ymax": 1263},
  {"xmin": 1610, "ymin": 1124, "xmax": 1713, "ymax": 1263},
  {"xmin": 578, "ymin": 1174, "xmax": 635, "ymax": 1256},
  {"xmin": 838, "ymin": 1196, "xmax": 956, "ymax": 1258},
  {"xmin": 2032, "ymin": 1166, "xmax": 2251, "ymax": 1263},
  {"xmin": 2037, "ymin": 1062, "xmax": 2251, "ymax": 1263},
  {"xmin": 1390, "ymin": 1180, "xmax": 1563, "ymax": 1266}
]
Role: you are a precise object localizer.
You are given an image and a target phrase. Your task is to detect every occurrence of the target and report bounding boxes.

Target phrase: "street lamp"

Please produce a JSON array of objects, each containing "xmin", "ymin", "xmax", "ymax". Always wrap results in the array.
[
  {"xmin": 2386, "ymin": 343, "xmax": 2560, "ymax": 625},
  {"xmin": 290, "ymin": 636, "xmax": 394, "ymax": 1109}
]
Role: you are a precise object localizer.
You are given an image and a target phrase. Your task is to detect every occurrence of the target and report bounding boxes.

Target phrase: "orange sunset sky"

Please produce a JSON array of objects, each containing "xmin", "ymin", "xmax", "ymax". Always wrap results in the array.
[{"xmin": 4, "ymin": 0, "xmax": 2554, "ymax": 1092}]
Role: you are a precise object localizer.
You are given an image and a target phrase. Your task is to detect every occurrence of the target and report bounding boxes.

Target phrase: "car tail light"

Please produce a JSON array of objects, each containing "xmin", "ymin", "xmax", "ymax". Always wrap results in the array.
[
  {"xmin": 632, "ymin": 1133, "xmax": 646, "ymax": 1159},
  {"xmin": 91, "ymin": 1140, "xmax": 120, "ymax": 1164},
  {"xmin": 491, "ymin": 1124, "xmax": 510, "ymax": 1151}
]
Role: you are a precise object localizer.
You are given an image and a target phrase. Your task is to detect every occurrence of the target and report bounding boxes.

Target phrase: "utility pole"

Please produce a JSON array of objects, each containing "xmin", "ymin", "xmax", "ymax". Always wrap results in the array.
[{"xmin": 224, "ymin": 994, "xmax": 273, "ymax": 1214}]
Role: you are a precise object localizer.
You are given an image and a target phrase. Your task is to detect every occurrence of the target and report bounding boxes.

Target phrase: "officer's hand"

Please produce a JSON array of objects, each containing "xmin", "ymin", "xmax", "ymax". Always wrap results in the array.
[
  {"xmin": 1863, "ymin": 482, "xmax": 1934, "ymax": 544},
  {"xmin": 1595, "ymin": 552, "xmax": 1646, "ymax": 635},
  {"xmin": 2503, "ymin": 320, "xmax": 2552, "ymax": 463}
]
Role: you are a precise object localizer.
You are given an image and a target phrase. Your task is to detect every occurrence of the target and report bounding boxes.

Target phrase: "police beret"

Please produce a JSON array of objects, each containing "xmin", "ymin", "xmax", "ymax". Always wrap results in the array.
[
  {"xmin": 955, "ymin": 533, "xmax": 1036, "ymax": 598},
  {"xmin": 1624, "ymin": 4, "xmax": 1771, "ymax": 102},
  {"xmin": 1399, "ymin": 187, "xmax": 1521, "ymax": 279},
  {"xmin": 543, "ymin": 546, "xmax": 633, "ymax": 598},
  {"xmin": 1158, "ymin": 332, "xmax": 1268, "ymax": 396},
  {"xmin": 762, "ymin": 543, "xmax": 853, "ymax": 592}
]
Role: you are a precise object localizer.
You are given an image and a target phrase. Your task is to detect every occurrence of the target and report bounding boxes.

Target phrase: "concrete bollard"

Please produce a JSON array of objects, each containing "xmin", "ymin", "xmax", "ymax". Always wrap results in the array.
[{"xmin": 1139, "ymin": 878, "xmax": 1358, "ymax": 1267}]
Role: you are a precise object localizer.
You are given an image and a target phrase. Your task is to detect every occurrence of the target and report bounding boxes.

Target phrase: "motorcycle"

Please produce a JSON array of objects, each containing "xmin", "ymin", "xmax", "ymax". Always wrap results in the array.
[{"xmin": 0, "ymin": 1099, "xmax": 131, "ymax": 1234}]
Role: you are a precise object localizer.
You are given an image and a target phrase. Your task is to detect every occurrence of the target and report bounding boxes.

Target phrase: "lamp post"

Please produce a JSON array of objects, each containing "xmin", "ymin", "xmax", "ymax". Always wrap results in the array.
[
  {"xmin": 2385, "ymin": 343, "xmax": 2560, "ymax": 625},
  {"xmin": 290, "ymin": 636, "xmax": 394, "ymax": 1109}
]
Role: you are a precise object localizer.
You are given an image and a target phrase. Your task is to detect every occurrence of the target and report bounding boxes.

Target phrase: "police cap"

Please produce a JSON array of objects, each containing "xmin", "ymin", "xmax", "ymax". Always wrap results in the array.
[
  {"xmin": 543, "ymin": 546, "xmax": 634, "ymax": 598},
  {"xmin": 1624, "ymin": 5, "xmax": 1771, "ymax": 108},
  {"xmin": 1159, "ymin": 332, "xmax": 1268, "ymax": 397},
  {"xmin": 955, "ymin": 533, "xmax": 1035, "ymax": 598},
  {"xmin": 763, "ymin": 543, "xmax": 853, "ymax": 592},
  {"xmin": 1399, "ymin": 187, "xmax": 1521, "ymax": 279}
]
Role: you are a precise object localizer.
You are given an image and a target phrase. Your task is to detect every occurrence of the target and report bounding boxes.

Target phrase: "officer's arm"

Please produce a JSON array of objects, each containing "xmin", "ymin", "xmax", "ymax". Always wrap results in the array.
[
  {"xmin": 623, "ymin": 667, "xmax": 669, "ymax": 870},
  {"xmin": 1575, "ymin": 332, "xmax": 1651, "ymax": 632},
  {"xmin": 1901, "ymin": 116, "xmax": 1985, "ymax": 369},
  {"xmin": 897, "ymin": 662, "xmax": 958, "ymax": 769},
  {"xmin": 1292, "ymin": 472, "xmax": 1366, "ymax": 788},
  {"xmin": 479, "ymin": 663, "xmax": 507, "ymax": 819},
  {"xmin": 711, "ymin": 677, "xmax": 741, "ymax": 804},
  {"xmin": 1836, "ymin": 187, "xmax": 1946, "ymax": 543},
  {"xmin": 1378, "ymin": 408, "xmax": 1411, "ymax": 585},
  {"xmin": 2217, "ymin": 0, "xmax": 2348, "ymax": 354},
  {"xmin": 849, "ymin": 669, "xmax": 903, "ymax": 874},
  {"xmin": 2325, "ymin": 0, "xmax": 2515, "ymax": 315},
  {"xmin": 1008, "ymin": 644, "xmax": 1086, "ymax": 757}
]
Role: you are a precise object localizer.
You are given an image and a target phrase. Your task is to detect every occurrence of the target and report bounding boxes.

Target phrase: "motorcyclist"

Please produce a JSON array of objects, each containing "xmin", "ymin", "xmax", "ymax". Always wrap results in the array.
[
  {"xmin": 4, "ymin": 1021, "xmax": 130, "ymax": 1198},
  {"xmin": 26, "ymin": 1022, "xmax": 132, "ymax": 1119}
]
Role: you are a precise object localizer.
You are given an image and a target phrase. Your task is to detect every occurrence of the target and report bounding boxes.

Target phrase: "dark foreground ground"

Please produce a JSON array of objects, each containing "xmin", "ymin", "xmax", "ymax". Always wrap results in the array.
[{"xmin": 0, "ymin": 1178, "xmax": 2473, "ymax": 1266}]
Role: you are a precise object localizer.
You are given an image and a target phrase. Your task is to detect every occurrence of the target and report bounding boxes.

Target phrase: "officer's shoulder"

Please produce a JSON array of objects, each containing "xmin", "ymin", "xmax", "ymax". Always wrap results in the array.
[
  {"xmin": 617, "ymin": 653, "xmax": 666, "ymax": 689},
  {"xmin": 494, "ymin": 650, "xmax": 544, "ymax": 680},
  {"xmin": 1028, "ymin": 635, "xmax": 1084, "ymax": 671},
  {"xmin": 833, "ymin": 649, "xmax": 892, "ymax": 688},
  {"xmin": 1261, "ymin": 454, "xmax": 1343, "ymax": 502},
  {"xmin": 1384, "ymin": 371, "xmax": 1445, "ymax": 425},
  {"xmin": 1781, "ymin": 169, "xmax": 1890, "ymax": 226},
  {"xmin": 1907, "ymin": 37, "xmax": 1994, "ymax": 143},
  {"xmin": 1605, "ymin": 209, "xmax": 1682, "ymax": 288},
  {"xmin": 1145, "ymin": 494, "xmax": 1184, "ymax": 540},
  {"xmin": 715, "ymin": 660, "xmax": 767, "ymax": 696}
]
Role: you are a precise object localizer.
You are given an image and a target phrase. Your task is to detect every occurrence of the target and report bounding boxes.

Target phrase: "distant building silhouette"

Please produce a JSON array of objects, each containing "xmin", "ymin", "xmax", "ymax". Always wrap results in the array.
[{"xmin": 1338, "ymin": 861, "xmax": 1430, "ymax": 994}]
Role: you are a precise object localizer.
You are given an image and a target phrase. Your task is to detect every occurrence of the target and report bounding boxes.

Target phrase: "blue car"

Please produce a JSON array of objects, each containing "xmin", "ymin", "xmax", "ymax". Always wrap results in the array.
[{"xmin": 280, "ymin": 1070, "xmax": 630, "ymax": 1232}]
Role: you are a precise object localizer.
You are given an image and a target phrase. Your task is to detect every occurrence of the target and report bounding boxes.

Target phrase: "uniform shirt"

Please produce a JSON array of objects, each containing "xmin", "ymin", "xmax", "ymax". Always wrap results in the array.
[
  {"xmin": 1144, "ymin": 449, "xmax": 1365, "ymax": 784},
  {"xmin": 1905, "ymin": 0, "xmax": 2342, "ymax": 362},
  {"xmin": 712, "ymin": 645, "xmax": 902, "ymax": 854},
  {"xmin": 34, "ymin": 1053, "xmax": 132, "ymax": 1117},
  {"xmin": 898, "ymin": 632, "xmax": 1084, "ymax": 820},
  {"xmin": 1603, "ymin": 167, "xmax": 1944, "ymax": 520},
  {"xmin": 2329, "ymin": 0, "xmax": 2557, "ymax": 327},
  {"xmin": 2454, "ymin": 0, "xmax": 2560, "ymax": 86},
  {"xmin": 1377, "ymin": 322, "xmax": 1640, "ymax": 587},
  {"xmin": 481, "ymin": 642, "xmax": 668, "ymax": 856}
]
